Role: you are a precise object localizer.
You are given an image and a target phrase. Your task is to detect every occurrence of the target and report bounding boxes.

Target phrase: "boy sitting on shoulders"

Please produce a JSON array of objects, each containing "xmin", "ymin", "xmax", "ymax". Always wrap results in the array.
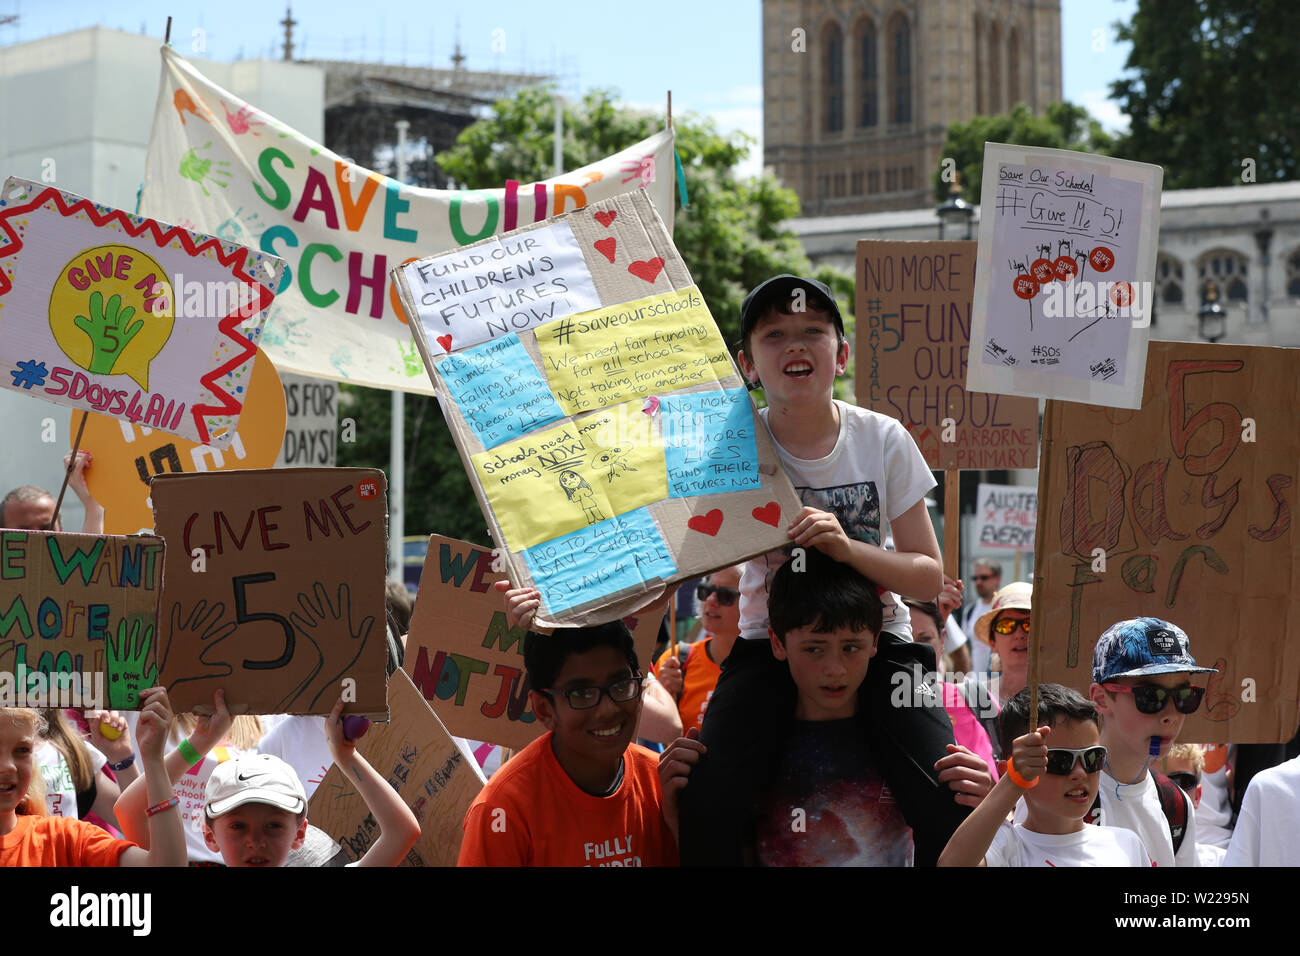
[{"xmin": 939, "ymin": 684, "xmax": 1151, "ymax": 867}]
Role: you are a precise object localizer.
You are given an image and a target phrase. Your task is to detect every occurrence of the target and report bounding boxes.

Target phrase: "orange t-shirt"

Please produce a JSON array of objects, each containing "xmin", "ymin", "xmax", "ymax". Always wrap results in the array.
[
  {"xmin": 457, "ymin": 732, "xmax": 677, "ymax": 867},
  {"xmin": 0, "ymin": 814, "xmax": 136, "ymax": 867},
  {"xmin": 654, "ymin": 638, "xmax": 723, "ymax": 735}
]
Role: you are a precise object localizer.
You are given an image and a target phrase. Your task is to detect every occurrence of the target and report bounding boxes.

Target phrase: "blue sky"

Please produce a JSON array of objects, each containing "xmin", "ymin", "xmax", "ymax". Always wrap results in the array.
[{"xmin": 3, "ymin": 0, "xmax": 1138, "ymax": 176}]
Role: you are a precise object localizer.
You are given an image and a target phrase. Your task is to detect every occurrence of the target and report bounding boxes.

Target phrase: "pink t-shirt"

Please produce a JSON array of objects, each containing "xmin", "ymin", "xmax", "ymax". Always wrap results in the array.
[{"xmin": 940, "ymin": 682, "xmax": 999, "ymax": 780}]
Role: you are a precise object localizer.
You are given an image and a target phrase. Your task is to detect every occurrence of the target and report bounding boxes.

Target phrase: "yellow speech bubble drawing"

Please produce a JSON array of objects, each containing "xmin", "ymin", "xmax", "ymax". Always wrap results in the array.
[{"xmin": 48, "ymin": 244, "xmax": 175, "ymax": 390}]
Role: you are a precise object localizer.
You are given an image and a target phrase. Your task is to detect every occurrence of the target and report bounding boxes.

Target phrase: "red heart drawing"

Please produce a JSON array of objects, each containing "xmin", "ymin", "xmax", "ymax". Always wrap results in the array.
[
  {"xmin": 752, "ymin": 502, "xmax": 781, "ymax": 527},
  {"xmin": 687, "ymin": 509, "xmax": 724, "ymax": 537},
  {"xmin": 436, "ymin": 334, "xmax": 453, "ymax": 352},
  {"xmin": 628, "ymin": 257, "xmax": 665, "ymax": 283},
  {"xmin": 594, "ymin": 210, "xmax": 617, "ymax": 227},
  {"xmin": 594, "ymin": 237, "xmax": 617, "ymax": 263}
]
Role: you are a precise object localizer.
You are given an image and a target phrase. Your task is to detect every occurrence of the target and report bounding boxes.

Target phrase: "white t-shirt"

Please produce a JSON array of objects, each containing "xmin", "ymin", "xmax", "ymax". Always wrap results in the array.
[
  {"xmin": 943, "ymin": 615, "xmax": 968, "ymax": 655},
  {"xmin": 740, "ymin": 401, "xmax": 936, "ymax": 642},
  {"xmin": 1095, "ymin": 769, "xmax": 1200, "ymax": 867},
  {"xmin": 960, "ymin": 597, "xmax": 995, "ymax": 675},
  {"xmin": 1224, "ymin": 755, "xmax": 1300, "ymax": 867},
  {"xmin": 1195, "ymin": 763, "xmax": 1234, "ymax": 849},
  {"xmin": 36, "ymin": 741, "xmax": 107, "ymax": 819},
  {"xmin": 256, "ymin": 716, "xmax": 333, "ymax": 801},
  {"xmin": 986, "ymin": 819, "xmax": 1152, "ymax": 867},
  {"xmin": 1197, "ymin": 842, "xmax": 1226, "ymax": 867}
]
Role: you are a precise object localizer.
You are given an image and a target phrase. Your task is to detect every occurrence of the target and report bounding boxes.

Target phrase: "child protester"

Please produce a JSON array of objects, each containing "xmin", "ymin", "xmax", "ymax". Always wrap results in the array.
[
  {"xmin": 678, "ymin": 275, "xmax": 973, "ymax": 865},
  {"xmin": 118, "ymin": 695, "xmax": 419, "ymax": 867},
  {"xmin": 1088, "ymin": 617, "xmax": 1215, "ymax": 867},
  {"xmin": 0, "ymin": 688, "xmax": 187, "ymax": 866},
  {"xmin": 459, "ymin": 601, "xmax": 677, "ymax": 867},
  {"xmin": 938, "ymin": 684, "xmax": 1151, "ymax": 866},
  {"xmin": 662, "ymin": 551, "xmax": 989, "ymax": 866}
]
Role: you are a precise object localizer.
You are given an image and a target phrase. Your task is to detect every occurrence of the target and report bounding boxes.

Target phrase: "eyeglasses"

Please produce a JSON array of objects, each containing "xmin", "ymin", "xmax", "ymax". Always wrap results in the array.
[
  {"xmin": 1102, "ymin": 683, "xmax": 1205, "ymax": 715},
  {"xmin": 543, "ymin": 675, "xmax": 643, "ymax": 710},
  {"xmin": 1167, "ymin": 771, "xmax": 1199, "ymax": 792},
  {"xmin": 992, "ymin": 615, "xmax": 1031, "ymax": 635},
  {"xmin": 696, "ymin": 584, "xmax": 740, "ymax": 606},
  {"xmin": 1045, "ymin": 746, "xmax": 1107, "ymax": 775}
]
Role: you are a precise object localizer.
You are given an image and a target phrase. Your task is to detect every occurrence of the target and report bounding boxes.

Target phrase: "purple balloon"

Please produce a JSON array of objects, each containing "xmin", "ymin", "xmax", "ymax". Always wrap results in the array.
[{"xmin": 341, "ymin": 715, "xmax": 370, "ymax": 741}]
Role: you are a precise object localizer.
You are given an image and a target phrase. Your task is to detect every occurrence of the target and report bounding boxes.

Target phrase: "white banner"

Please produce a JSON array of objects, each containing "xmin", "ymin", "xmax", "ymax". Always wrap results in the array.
[
  {"xmin": 141, "ymin": 46, "xmax": 675, "ymax": 393},
  {"xmin": 974, "ymin": 482, "xmax": 1037, "ymax": 551}
]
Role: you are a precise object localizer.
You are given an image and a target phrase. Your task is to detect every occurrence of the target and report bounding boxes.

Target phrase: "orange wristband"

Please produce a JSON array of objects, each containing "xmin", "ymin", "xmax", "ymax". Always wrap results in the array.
[{"xmin": 1005, "ymin": 757, "xmax": 1039, "ymax": 789}]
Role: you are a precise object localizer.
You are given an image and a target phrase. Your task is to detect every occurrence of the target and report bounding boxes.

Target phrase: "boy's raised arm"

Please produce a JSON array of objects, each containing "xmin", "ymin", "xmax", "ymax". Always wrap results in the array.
[
  {"xmin": 118, "ymin": 688, "xmax": 188, "ymax": 867},
  {"xmin": 116, "ymin": 688, "xmax": 232, "ymax": 849},
  {"xmin": 938, "ymin": 727, "xmax": 1049, "ymax": 867},
  {"xmin": 325, "ymin": 697, "xmax": 421, "ymax": 867}
]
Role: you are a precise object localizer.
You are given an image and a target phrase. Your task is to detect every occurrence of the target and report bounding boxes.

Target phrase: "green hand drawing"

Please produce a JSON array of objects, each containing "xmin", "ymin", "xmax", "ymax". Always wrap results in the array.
[
  {"xmin": 399, "ymin": 338, "xmax": 424, "ymax": 377},
  {"xmin": 106, "ymin": 617, "xmax": 159, "ymax": 709},
  {"xmin": 74, "ymin": 292, "xmax": 143, "ymax": 375},
  {"xmin": 178, "ymin": 143, "xmax": 232, "ymax": 197}
]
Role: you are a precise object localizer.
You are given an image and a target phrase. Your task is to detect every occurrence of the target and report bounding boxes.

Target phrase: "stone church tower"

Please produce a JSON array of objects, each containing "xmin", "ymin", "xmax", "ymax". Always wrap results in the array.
[{"xmin": 763, "ymin": 0, "xmax": 1062, "ymax": 215}]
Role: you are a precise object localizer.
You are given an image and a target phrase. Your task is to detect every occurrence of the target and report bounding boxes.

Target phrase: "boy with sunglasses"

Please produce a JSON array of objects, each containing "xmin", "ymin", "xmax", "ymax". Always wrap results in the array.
[
  {"xmin": 654, "ymin": 566, "xmax": 744, "ymax": 735},
  {"xmin": 457, "ymin": 620, "xmax": 677, "ymax": 866},
  {"xmin": 940, "ymin": 683, "xmax": 1151, "ymax": 866},
  {"xmin": 1088, "ymin": 617, "xmax": 1216, "ymax": 867}
]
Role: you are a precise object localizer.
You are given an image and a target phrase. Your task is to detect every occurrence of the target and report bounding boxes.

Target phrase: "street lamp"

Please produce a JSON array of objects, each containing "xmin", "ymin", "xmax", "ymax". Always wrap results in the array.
[
  {"xmin": 937, "ymin": 172, "xmax": 974, "ymax": 240},
  {"xmin": 1198, "ymin": 279, "xmax": 1226, "ymax": 343}
]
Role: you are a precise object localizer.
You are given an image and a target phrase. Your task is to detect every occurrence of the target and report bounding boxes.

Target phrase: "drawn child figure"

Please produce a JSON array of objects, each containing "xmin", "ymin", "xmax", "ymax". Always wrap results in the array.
[
  {"xmin": 593, "ymin": 446, "xmax": 636, "ymax": 482},
  {"xmin": 677, "ymin": 275, "xmax": 978, "ymax": 865},
  {"xmin": 559, "ymin": 469, "xmax": 606, "ymax": 525}
]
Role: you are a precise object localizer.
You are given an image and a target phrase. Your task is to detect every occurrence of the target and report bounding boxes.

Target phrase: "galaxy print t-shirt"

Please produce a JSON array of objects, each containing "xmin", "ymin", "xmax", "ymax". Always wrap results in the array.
[{"xmin": 756, "ymin": 718, "xmax": 913, "ymax": 867}]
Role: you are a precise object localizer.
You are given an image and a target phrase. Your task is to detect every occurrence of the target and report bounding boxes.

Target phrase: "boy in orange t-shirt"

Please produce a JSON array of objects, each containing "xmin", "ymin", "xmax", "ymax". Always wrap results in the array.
[{"xmin": 458, "ymin": 618, "xmax": 677, "ymax": 867}]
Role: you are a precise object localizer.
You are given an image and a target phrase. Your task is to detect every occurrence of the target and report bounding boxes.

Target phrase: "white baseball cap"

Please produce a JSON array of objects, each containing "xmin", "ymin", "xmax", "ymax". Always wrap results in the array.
[{"xmin": 205, "ymin": 753, "xmax": 307, "ymax": 818}]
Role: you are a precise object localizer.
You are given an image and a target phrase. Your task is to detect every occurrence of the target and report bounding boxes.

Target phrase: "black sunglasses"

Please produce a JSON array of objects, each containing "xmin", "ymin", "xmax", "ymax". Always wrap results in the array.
[
  {"xmin": 1102, "ymin": 683, "xmax": 1205, "ymax": 715},
  {"xmin": 1167, "ymin": 771, "xmax": 1199, "ymax": 792},
  {"xmin": 1045, "ymin": 746, "xmax": 1107, "ymax": 775},
  {"xmin": 696, "ymin": 583, "xmax": 739, "ymax": 606}
]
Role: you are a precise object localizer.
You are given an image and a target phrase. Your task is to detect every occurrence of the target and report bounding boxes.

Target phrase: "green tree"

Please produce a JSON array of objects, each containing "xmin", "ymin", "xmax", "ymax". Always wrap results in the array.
[
  {"xmin": 934, "ymin": 102, "xmax": 1117, "ymax": 204},
  {"xmin": 339, "ymin": 87, "xmax": 849, "ymax": 549},
  {"xmin": 1110, "ymin": 0, "xmax": 1299, "ymax": 187}
]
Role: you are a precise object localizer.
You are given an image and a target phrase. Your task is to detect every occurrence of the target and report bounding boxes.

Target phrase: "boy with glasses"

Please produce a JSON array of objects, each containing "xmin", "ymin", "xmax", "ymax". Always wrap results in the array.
[
  {"xmin": 654, "ymin": 566, "xmax": 744, "ymax": 735},
  {"xmin": 1163, "ymin": 744, "xmax": 1227, "ymax": 866},
  {"xmin": 457, "ymin": 620, "xmax": 677, "ymax": 866},
  {"xmin": 939, "ymin": 683, "xmax": 1151, "ymax": 866},
  {"xmin": 1088, "ymin": 617, "xmax": 1216, "ymax": 867}
]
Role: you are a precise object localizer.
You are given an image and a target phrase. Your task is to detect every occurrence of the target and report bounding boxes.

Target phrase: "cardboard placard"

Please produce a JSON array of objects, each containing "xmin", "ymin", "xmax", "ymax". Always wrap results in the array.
[
  {"xmin": 967, "ymin": 144, "xmax": 1163, "ymax": 410},
  {"xmin": 150, "ymin": 468, "xmax": 388, "ymax": 716},
  {"xmin": 307, "ymin": 669, "xmax": 485, "ymax": 867},
  {"xmin": 403, "ymin": 533, "xmax": 665, "ymax": 750},
  {"xmin": 277, "ymin": 373, "xmax": 338, "ymax": 467},
  {"xmin": 1034, "ymin": 341, "xmax": 1300, "ymax": 743},
  {"xmin": 975, "ymin": 482, "xmax": 1038, "ymax": 551},
  {"xmin": 393, "ymin": 189, "xmax": 803, "ymax": 626},
  {"xmin": 856, "ymin": 240, "xmax": 1038, "ymax": 469},
  {"xmin": 0, "ymin": 531, "xmax": 164, "ymax": 709},
  {"xmin": 0, "ymin": 177, "xmax": 283, "ymax": 446},
  {"xmin": 145, "ymin": 46, "xmax": 676, "ymax": 394},
  {"xmin": 78, "ymin": 348, "xmax": 287, "ymax": 535}
]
